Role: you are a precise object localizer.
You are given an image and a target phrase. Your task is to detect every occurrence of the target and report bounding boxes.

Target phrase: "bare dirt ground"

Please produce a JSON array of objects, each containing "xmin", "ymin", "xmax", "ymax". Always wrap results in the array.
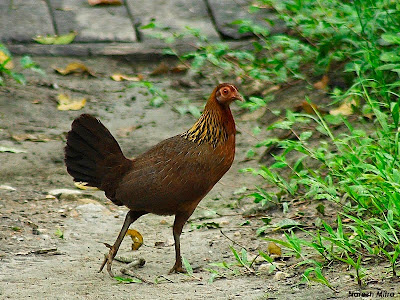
[{"xmin": 0, "ymin": 56, "xmax": 399, "ymax": 300}]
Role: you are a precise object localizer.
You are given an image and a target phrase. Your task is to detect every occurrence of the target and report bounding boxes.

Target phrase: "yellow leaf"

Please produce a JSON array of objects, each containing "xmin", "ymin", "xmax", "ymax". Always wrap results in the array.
[
  {"xmin": 126, "ymin": 229, "xmax": 143, "ymax": 251},
  {"xmin": 33, "ymin": 31, "xmax": 77, "ymax": 45},
  {"xmin": 54, "ymin": 62, "xmax": 96, "ymax": 77},
  {"xmin": 267, "ymin": 242, "xmax": 282, "ymax": 258},
  {"xmin": 0, "ymin": 51, "xmax": 14, "ymax": 69},
  {"xmin": 74, "ymin": 182, "xmax": 98, "ymax": 190},
  {"xmin": 57, "ymin": 94, "xmax": 86, "ymax": 111},
  {"xmin": 110, "ymin": 73, "xmax": 142, "ymax": 82}
]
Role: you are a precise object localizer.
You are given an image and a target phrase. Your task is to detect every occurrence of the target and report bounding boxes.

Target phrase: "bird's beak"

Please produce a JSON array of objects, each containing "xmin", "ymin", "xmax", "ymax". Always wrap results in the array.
[{"xmin": 235, "ymin": 92, "xmax": 245, "ymax": 102}]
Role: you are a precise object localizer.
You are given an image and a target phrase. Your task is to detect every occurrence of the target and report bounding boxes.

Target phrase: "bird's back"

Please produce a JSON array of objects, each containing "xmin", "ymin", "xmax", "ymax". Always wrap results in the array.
[{"xmin": 115, "ymin": 133, "xmax": 235, "ymax": 215}]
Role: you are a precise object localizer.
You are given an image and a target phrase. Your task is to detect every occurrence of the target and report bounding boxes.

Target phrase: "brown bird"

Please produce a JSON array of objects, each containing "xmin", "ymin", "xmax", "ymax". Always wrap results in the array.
[{"xmin": 64, "ymin": 83, "xmax": 243, "ymax": 276}]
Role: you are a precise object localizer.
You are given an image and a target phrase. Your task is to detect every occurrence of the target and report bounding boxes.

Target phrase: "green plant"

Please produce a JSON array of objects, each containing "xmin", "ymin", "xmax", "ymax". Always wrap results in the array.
[
  {"xmin": 0, "ymin": 44, "xmax": 44, "ymax": 85},
  {"xmin": 55, "ymin": 228, "xmax": 64, "ymax": 239},
  {"xmin": 128, "ymin": 80, "xmax": 169, "ymax": 107}
]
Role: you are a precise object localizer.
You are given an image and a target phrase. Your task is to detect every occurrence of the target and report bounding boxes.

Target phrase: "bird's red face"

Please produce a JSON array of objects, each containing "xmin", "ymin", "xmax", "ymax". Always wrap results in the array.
[{"xmin": 215, "ymin": 84, "xmax": 244, "ymax": 105}]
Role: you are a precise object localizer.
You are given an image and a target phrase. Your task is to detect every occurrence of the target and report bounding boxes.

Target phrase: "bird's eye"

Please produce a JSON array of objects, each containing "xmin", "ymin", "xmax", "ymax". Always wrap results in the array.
[{"xmin": 222, "ymin": 88, "xmax": 229, "ymax": 95}]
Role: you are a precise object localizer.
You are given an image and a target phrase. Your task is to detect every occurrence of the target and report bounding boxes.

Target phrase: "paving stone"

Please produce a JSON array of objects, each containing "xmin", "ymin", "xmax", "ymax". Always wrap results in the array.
[
  {"xmin": 206, "ymin": 0, "xmax": 286, "ymax": 40},
  {"xmin": 49, "ymin": 0, "xmax": 137, "ymax": 42},
  {"xmin": 128, "ymin": 0, "xmax": 219, "ymax": 41},
  {"xmin": 0, "ymin": 0, "xmax": 55, "ymax": 43},
  {"xmin": 7, "ymin": 40, "xmax": 246, "ymax": 58}
]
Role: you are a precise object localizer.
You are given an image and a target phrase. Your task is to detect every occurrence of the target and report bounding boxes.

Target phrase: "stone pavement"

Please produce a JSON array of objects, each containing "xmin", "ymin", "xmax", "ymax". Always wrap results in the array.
[{"xmin": 1, "ymin": 0, "xmax": 285, "ymax": 57}]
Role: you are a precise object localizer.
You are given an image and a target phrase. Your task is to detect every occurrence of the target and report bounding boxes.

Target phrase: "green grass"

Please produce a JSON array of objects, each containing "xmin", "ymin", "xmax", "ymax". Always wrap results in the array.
[
  {"xmin": 239, "ymin": 0, "xmax": 400, "ymax": 287},
  {"xmin": 0, "ymin": 43, "xmax": 44, "ymax": 85}
]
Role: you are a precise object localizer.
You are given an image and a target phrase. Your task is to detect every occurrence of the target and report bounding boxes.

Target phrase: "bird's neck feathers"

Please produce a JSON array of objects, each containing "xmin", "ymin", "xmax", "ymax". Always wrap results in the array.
[{"xmin": 181, "ymin": 92, "xmax": 235, "ymax": 148}]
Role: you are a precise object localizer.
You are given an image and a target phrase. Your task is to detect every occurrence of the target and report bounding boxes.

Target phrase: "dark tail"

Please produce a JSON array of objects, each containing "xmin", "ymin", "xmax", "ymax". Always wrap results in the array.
[{"xmin": 64, "ymin": 114, "xmax": 131, "ymax": 205}]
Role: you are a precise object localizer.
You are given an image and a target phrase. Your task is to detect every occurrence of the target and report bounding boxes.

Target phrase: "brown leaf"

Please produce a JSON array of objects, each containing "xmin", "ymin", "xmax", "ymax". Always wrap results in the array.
[
  {"xmin": 57, "ymin": 94, "xmax": 86, "ymax": 111},
  {"xmin": 88, "ymin": 0, "xmax": 122, "ymax": 5},
  {"xmin": 170, "ymin": 64, "xmax": 188, "ymax": 73},
  {"xmin": 267, "ymin": 242, "xmax": 282, "ymax": 258},
  {"xmin": 313, "ymin": 75, "xmax": 329, "ymax": 90},
  {"xmin": 126, "ymin": 229, "xmax": 143, "ymax": 251},
  {"xmin": 54, "ymin": 62, "xmax": 96, "ymax": 77},
  {"xmin": 329, "ymin": 98, "xmax": 356, "ymax": 116},
  {"xmin": 110, "ymin": 73, "xmax": 143, "ymax": 82},
  {"xmin": 150, "ymin": 62, "xmax": 170, "ymax": 76}
]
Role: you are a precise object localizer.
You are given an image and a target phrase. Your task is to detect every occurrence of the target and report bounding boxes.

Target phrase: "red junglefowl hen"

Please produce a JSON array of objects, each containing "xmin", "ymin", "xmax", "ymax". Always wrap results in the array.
[{"xmin": 64, "ymin": 83, "xmax": 243, "ymax": 276}]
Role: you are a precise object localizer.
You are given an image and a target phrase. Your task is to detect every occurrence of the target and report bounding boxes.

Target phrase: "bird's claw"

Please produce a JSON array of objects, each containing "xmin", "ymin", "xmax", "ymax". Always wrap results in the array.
[
  {"xmin": 99, "ymin": 243, "xmax": 117, "ymax": 277},
  {"xmin": 168, "ymin": 264, "xmax": 186, "ymax": 274}
]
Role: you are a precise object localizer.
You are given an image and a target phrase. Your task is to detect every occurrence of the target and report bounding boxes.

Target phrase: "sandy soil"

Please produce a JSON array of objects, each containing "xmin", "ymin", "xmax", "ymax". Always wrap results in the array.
[{"xmin": 0, "ymin": 56, "xmax": 398, "ymax": 299}]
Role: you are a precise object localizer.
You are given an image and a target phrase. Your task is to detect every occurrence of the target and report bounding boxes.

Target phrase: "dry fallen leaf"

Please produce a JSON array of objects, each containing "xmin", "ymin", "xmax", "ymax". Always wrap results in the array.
[
  {"xmin": 126, "ymin": 229, "xmax": 143, "ymax": 251},
  {"xmin": 54, "ymin": 62, "xmax": 96, "ymax": 77},
  {"xmin": 294, "ymin": 101, "xmax": 327, "ymax": 115},
  {"xmin": 329, "ymin": 98, "xmax": 357, "ymax": 116},
  {"xmin": 74, "ymin": 182, "xmax": 99, "ymax": 190},
  {"xmin": 150, "ymin": 62, "xmax": 170, "ymax": 76},
  {"xmin": 110, "ymin": 73, "xmax": 142, "ymax": 82},
  {"xmin": 11, "ymin": 133, "xmax": 54, "ymax": 142},
  {"xmin": 267, "ymin": 242, "xmax": 282, "ymax": 258},
  {"xmin": 88, "ymin": 0, "xmax": 122, "ymax": 5},
  {"xmin": 0, "ymin": 51, "xmax": 13, "ymax": 69},
  {"xmin": 33, "ymin": 31, "xmax": 77, "ymax": 45},
  {"xmin": 313, "ymin": 75, "xmax": 329, "ymax": 90},
  {"xmin": 170, "ymin": 64, "xmax": 188, "ymax": 74},
  {"xmin": 57, "ymin": 94, "xmax": 86, "ymax": 111}
]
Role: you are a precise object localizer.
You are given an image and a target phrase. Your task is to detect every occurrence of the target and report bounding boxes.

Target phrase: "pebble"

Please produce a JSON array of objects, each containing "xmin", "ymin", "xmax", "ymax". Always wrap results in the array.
[
  {"xmin": 115, "ymin": 253, "xmax": 139, "ymax": 263},
  {"xmin": 258, "ymin": 263, "xmax": 273, "ymax": 273},
  {"xmin": 76, "ymin": 203, "xmax": 105, "ymax": 213},
  {"xmin": 274, "ymin": 271, "xmax": 290, "ymax": 281},
  {"xmin": 48, "ymin": 189, "xmax": 82, "ymax": 201},
  {"xmin": 77, "ymin": 198, "xmax": 101, "ymax": 205}
]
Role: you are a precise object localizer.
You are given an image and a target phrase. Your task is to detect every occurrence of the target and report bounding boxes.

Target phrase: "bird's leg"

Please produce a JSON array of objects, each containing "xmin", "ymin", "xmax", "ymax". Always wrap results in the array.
[
  {"xmin": 169, "ymin": 212, "xmax": 191, "ymax": 274},
  {"xmin": 99, "ymin": 210, "xmax": 146, "ymax": 277}
]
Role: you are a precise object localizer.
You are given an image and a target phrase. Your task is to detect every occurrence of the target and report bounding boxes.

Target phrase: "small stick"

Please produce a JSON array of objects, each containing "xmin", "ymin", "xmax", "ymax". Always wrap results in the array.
[{"xmin": 219, "ymin": 229, "xmax": 248, "ymax": 251}]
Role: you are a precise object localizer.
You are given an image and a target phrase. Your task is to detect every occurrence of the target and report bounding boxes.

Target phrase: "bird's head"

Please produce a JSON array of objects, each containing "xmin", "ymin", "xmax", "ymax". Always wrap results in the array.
[{"xmin": 214, "ymin": 83, "xmax": 244, "ymax": 105}]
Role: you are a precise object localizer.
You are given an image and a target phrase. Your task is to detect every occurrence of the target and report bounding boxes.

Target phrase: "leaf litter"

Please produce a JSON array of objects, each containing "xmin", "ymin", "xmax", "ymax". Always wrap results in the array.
[
  {"xmin": 34, "ymin": 31, "xmax": 77, "ymax": 45},
  {"xmin": 54, "ymin": 62, "xmax": 96, "ymax": 77},
  {"xmin": 57, "ymin": 94, "xmax": 86, "ymax": 111}
]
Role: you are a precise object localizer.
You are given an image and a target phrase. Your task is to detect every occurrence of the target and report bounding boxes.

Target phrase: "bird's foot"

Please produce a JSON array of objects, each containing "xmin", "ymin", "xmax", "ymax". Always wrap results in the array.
[
  {"xmin": 99, "ymin": 243, "xmax": 117, "ymax": 277},
  {"xmin": 168, "ymin": 263, "xmax": 186, "ymax": 274}
]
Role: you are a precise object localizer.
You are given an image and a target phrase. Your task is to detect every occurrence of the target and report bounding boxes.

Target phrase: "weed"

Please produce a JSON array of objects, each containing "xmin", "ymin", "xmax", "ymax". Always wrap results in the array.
[
  {"xmin": 55, "ymin": 228, "xmax": 64, "ymax": 239},
  {"xmin": 0, "ymin": 44, "xmax": 44, "ymax": 85}
]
